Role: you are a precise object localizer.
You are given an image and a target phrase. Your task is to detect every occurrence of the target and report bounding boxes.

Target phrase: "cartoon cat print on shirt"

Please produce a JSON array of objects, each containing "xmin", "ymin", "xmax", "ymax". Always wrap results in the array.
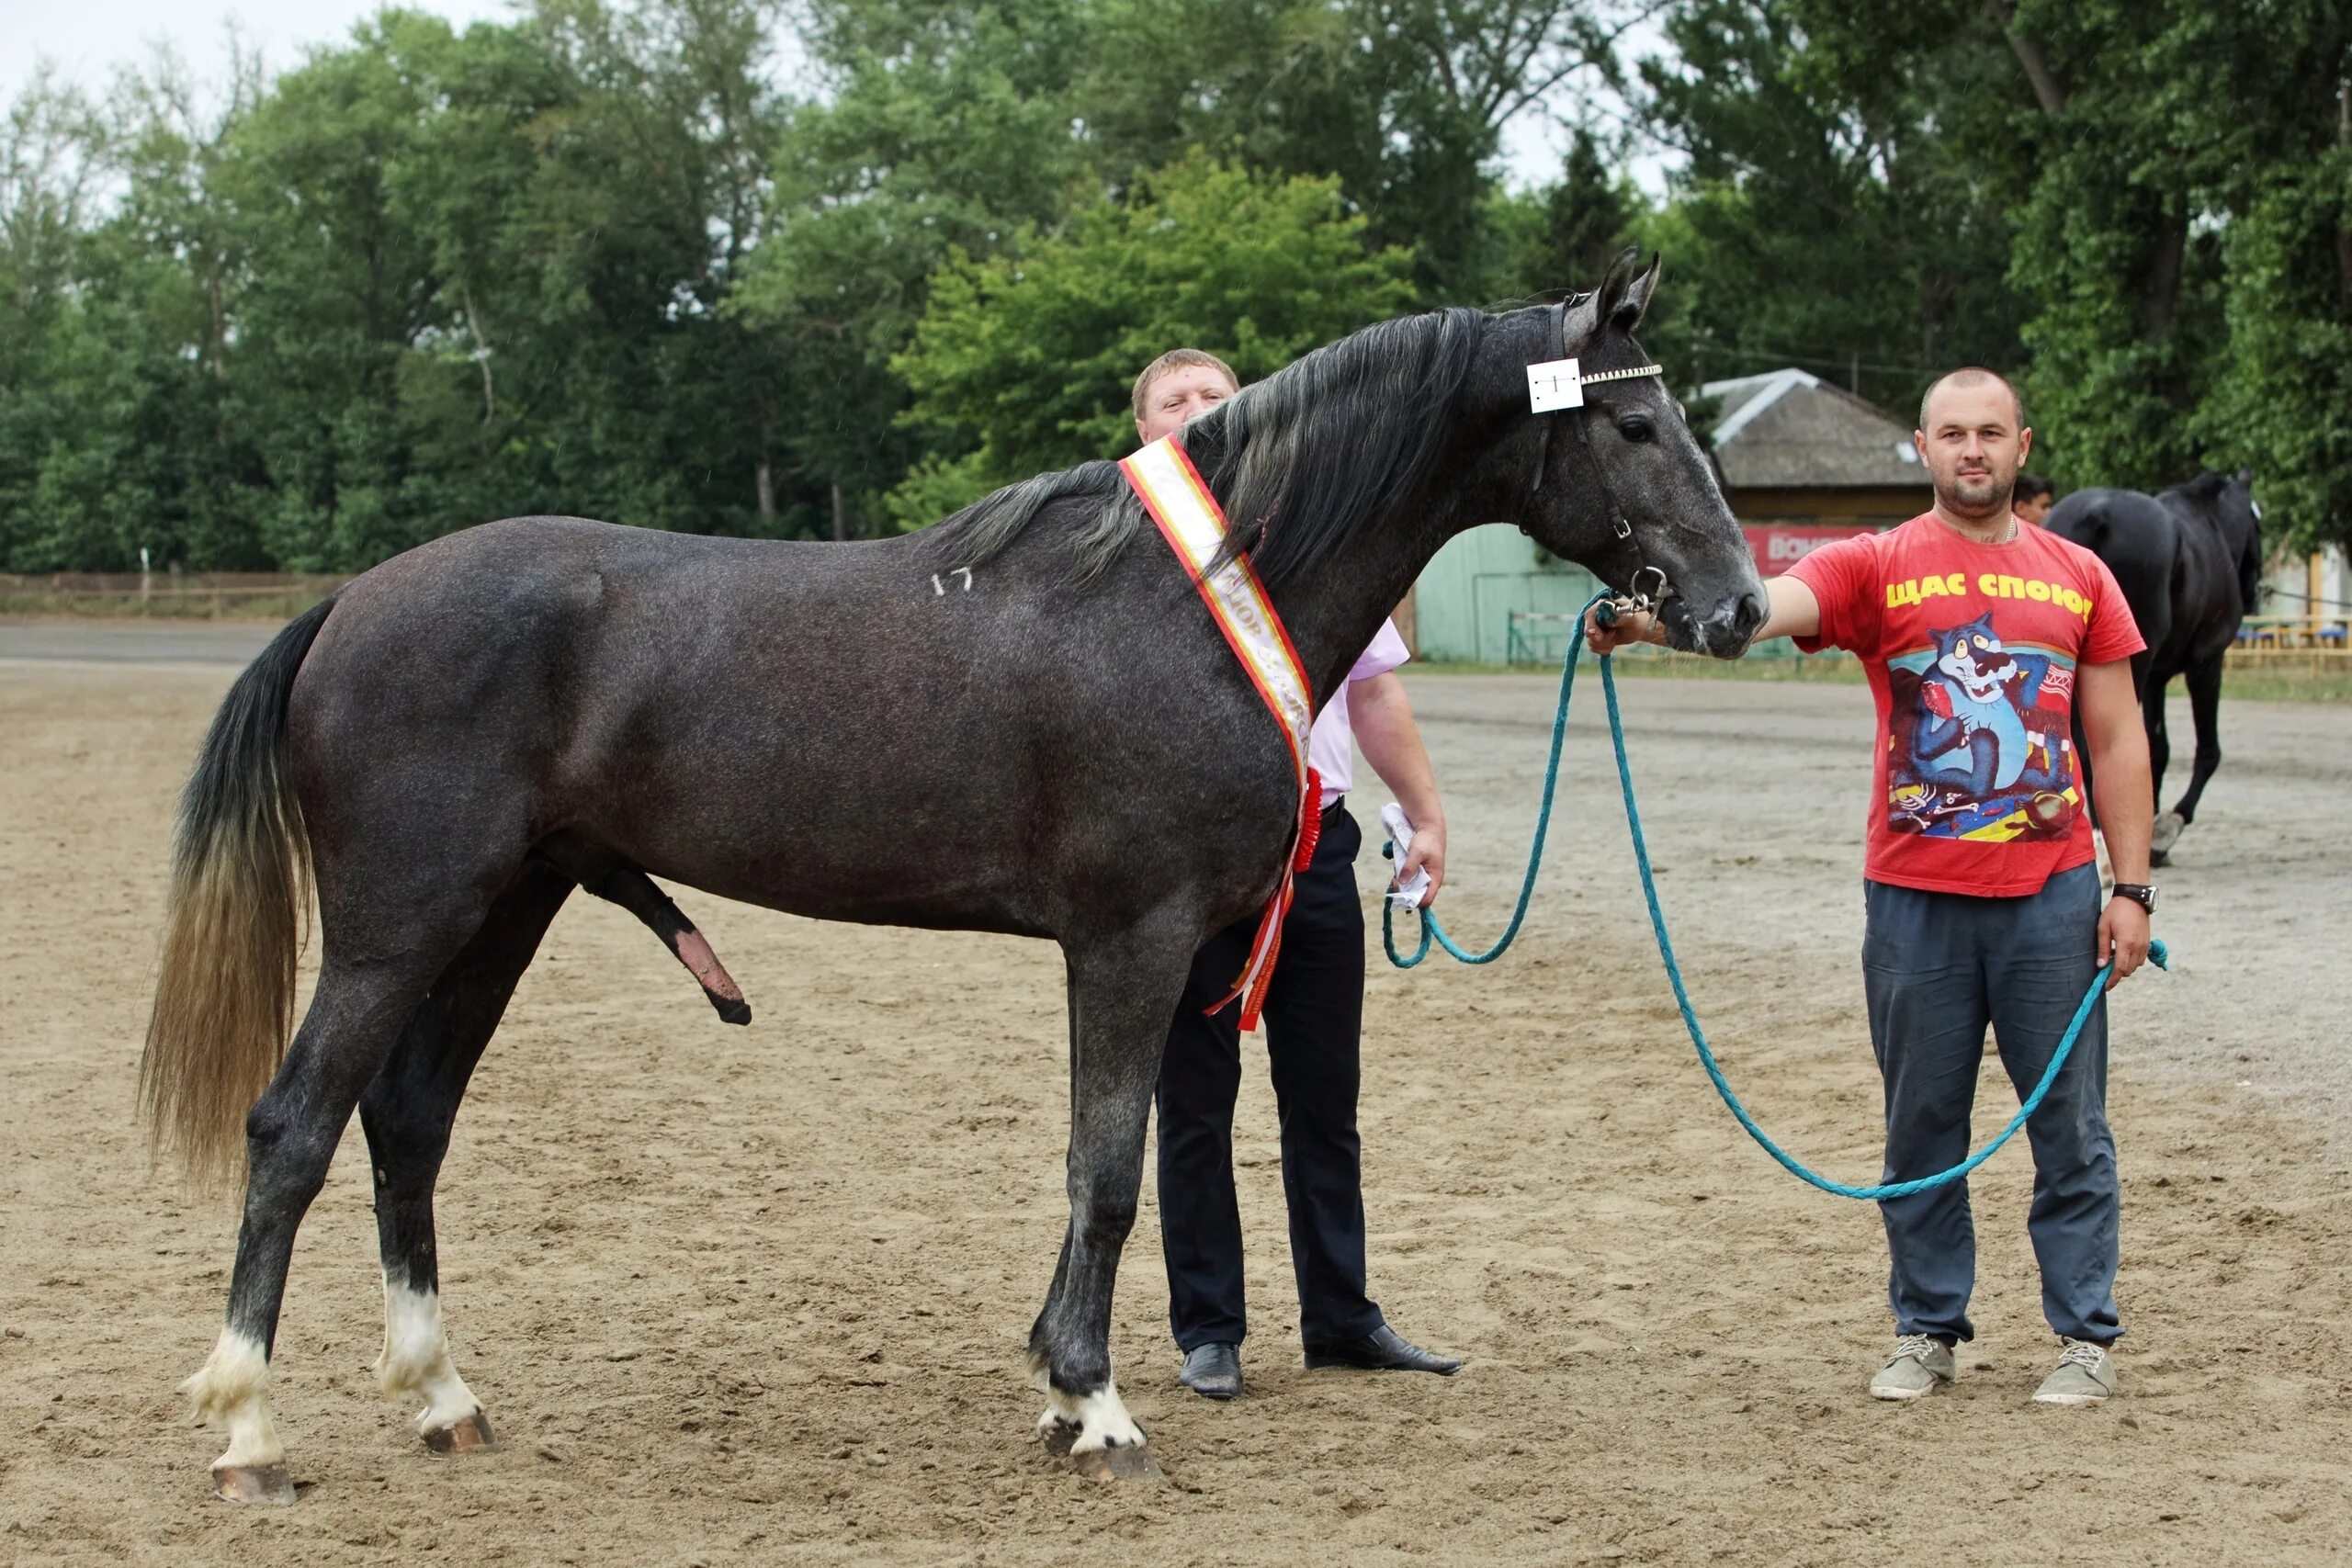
[{"xmin": 1887, "ymin": 611, "xmax": 2078, "ymax": 840}]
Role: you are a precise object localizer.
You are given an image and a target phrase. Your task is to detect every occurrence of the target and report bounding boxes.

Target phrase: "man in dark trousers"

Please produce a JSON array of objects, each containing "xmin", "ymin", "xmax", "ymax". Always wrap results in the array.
[
  {"xmin": 1590, "ymin": 367, "xmax": 2154, "ymax": 1405},
  {"xmin": 1132, "ymin": 348, "xmax": 1461, "ymax": 1401}
]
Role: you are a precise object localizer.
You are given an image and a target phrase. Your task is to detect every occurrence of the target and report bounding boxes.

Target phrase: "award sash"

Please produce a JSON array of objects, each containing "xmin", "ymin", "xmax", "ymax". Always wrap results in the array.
[{"xmin": 1120, "ymin": 434, "xmax": 1320, "ymax": 1031}]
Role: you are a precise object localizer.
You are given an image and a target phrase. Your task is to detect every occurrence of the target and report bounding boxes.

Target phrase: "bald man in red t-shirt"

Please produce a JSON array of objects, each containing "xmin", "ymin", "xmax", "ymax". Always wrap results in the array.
[{"xmin": 1589, "ymin": 367, "xmax": 2154, "ymax": 1408}]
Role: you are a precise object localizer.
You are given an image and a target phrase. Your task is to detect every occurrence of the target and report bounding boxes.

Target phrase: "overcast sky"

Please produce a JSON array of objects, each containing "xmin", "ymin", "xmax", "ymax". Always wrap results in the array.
[
  {"xmin": 4, "ymin": 0, "xmax": 523, "ymax": 103},
  {"xmin": 8, "ymin": 0, "xmax": 1659, "ymax": 194}
]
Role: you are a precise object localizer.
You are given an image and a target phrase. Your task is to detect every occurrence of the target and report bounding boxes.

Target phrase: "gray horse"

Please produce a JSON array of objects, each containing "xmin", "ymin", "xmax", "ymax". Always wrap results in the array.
[
  {"xmin": 141, "ymin": 251, "xmax": 1764, "ymax": 1503},
  {"xmin": 2044, "ymin": 472, "xmax": 2262, "ymax": 863}
]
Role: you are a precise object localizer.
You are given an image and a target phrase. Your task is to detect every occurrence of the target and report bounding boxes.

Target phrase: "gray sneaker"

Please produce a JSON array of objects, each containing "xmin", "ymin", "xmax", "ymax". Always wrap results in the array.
[
  {"xmin": 2033, "ymin": 1337, "xmax": 2117, "ymax": 1405},
  {"xmin": 1870, "ymin": 1334, "xmax": 1956, "ymax": 1401}
]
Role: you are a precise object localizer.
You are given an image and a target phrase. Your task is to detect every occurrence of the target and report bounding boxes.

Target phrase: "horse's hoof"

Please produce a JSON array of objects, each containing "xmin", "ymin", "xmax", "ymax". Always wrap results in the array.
[
  {"xmin": 1037, "ymin": 1422, "xmax": 1161, "ymax": 1479},
  {"xmin": 211, "ymin": 1461, "xmax": 297, "ymax": 1506},
  {"xmin": 1071, "ymin": 1441, "xmax": 1166, "ymax": 1483},
  {"xmin": 422, "ymin": 1411, "xmax": 495, "ymax": 1454},
  {"xmin": 2150, "ymin": 811, "xmax": 2185, "ymax": 857}
]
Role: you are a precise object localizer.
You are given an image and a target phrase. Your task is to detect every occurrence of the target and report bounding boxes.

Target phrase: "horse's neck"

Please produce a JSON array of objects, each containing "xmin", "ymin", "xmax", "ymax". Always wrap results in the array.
[{"xmin": 1265, "ymin": 503, "xmax": 1457, "ymax": 710}]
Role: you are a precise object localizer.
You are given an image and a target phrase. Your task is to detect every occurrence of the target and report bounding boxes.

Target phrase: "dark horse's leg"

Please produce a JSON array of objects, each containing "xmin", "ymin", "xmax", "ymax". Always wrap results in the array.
[
  {"xmin": 184, "ymin": 872, "xmax": 506, "ymax": 1504},
  {"xmin": 361, "ymin": 858, "xmax": 574, "ymax": 1455},
  {"xmin": 2143, "ymin": 668, "xmax": 2179, "ymax": 863},
  {"xmin": 2165, "ymin": 652, "xmax": 2226, "ymax": 833},
  {"xmin": 1027, "ymin": 917, "xmax": 1196, "ymax": 1478}
]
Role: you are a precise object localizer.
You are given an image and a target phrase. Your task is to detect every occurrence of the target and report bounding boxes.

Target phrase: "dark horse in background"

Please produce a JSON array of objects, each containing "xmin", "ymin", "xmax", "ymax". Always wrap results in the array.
[
  {"xmin": 140, "ymin": 252, "xmax": 1765, "ymax": 1504},
  {"xmin": 2044, "ymin": 471, "xmax": 2262, "ymax": 863}
]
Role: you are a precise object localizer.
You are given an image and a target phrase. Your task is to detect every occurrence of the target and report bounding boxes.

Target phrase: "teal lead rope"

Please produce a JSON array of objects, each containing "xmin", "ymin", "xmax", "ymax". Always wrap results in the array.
[{"xmin": 1383, "ymin": 590, "xmax": 2170, "ymax": 1201}]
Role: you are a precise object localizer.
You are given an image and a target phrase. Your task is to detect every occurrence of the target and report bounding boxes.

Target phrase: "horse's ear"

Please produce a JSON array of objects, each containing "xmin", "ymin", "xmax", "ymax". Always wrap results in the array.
[
  {"xmin": 1592, "ymin": 247, "xmax": 1641, "ymax": 328},
  {"xmin": 1612, "ymin": 252, "xmax": 1663, "ymax": 333}
]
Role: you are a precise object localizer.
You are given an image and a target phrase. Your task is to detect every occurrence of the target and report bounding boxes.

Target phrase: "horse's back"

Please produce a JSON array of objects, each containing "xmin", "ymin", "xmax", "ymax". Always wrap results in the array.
[
  {"xmin": 2046, "ymin": 481, "xmax": 2256, "ymax": 674},
  {"xmin": 2042, "ymin": 490, "xmax": 2176, "ymax": 658},
  {"xmin": 282, "ymin": 512, "xmax": 1295, "ymax": 937}
]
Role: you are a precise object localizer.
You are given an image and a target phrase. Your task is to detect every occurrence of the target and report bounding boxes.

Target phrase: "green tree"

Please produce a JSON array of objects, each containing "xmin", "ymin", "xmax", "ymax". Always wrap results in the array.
[
  {"xmin": 1777, "ymin": 0, "xmax": 2352, "ymax": 546},
  {"xmin": 1636, "ymin": 0, "xmax": 2026, "ymax": 413},
  {"xmin": 730, "ymin": 0, "xmax": 1097, "ymax": 537},
  {"xmin": 1080, "ymin": 0, "xmax": 1654, "ymax": 302},
  {"xmin": 2199, "ymin": 109, "xmax": 2352, "ymax": 554},
  {"xmin": 1484, "ymin": 130, "xmax": 1641, "ymax": 303},
  {"xmin": 0, "ymin": 70, "xmax": 115, "ymax": 569},
  {"xmin": 886, "ymin": 154, "xmax": 1416, "ymax": 526},
  {"xmin": 740, "ymin": 0, "xmax": 1658, "ymax": 539}
]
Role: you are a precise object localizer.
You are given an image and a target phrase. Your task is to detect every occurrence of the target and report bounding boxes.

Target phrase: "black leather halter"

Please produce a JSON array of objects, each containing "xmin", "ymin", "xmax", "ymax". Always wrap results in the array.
[{"xmin": 1532, "ymin": 299, "xmax": 1669, "ymax": 610}]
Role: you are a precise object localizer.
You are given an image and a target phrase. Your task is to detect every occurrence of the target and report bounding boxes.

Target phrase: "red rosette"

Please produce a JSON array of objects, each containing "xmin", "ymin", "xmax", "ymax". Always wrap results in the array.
[{"xmin": 1292, "ymin": 768, "xmax": 1324, "ymax": 871}]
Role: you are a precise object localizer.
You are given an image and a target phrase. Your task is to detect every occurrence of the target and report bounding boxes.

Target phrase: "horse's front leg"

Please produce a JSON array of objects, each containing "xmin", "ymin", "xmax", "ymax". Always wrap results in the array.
[
  {"xmin": 2165, "ymin": 652, "xmax": 2226, "ymax": 831},
  {"xmin": 1027, "ymin": 920, "xmax": 1193, "ymax": 1480}
]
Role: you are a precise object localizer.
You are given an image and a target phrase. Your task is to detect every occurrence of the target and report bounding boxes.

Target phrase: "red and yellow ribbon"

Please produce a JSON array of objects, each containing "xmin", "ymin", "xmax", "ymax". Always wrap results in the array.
[{"xmin": 1121, "ymin": 434, "xmax": 1318, "ymax": 1031}]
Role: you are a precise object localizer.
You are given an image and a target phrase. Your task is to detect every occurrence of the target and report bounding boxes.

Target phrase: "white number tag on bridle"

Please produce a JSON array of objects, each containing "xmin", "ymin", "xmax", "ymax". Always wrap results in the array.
[{"xmin": 1527, "ymin": 356, "xmax": 1585, "ymax": 412}]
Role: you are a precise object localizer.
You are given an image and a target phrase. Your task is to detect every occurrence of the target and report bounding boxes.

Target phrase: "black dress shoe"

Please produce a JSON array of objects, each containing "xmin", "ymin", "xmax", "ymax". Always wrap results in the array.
[
  {"xmin": 1178, "ymin": 1342, "xmax": 1242, "ymax": 1400},
  {"xmin": 1303, "ymin": 1324, "xmax": 1462, "ymax": 1375}
]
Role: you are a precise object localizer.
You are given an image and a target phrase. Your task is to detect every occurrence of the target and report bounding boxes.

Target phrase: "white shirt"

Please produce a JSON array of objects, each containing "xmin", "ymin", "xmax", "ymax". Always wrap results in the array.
[{"xmin": 1306, "ymin": 618, "xmax": 1410, "ymax": 807}]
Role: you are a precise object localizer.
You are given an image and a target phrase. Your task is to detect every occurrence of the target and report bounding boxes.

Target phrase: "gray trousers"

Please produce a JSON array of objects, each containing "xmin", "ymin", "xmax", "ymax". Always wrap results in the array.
[{"xmin": 1862, "ymin": 863, "xmax": 2121, "ymax": 1345}]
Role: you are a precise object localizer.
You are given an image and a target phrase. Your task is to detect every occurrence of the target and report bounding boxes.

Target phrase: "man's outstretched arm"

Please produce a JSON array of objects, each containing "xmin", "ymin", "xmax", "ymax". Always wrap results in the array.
[{"xmin": 1585, "ymin": 574, "xmax": 1823, "ymax": 654}]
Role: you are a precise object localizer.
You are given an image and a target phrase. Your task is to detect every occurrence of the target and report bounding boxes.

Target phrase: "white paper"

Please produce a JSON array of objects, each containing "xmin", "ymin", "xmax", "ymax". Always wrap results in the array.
[
  {"xmin": 1526, "ymin": 355, "xmax": 1584, "ymax": 413},
  {"xmin": 1381, "ymin": 802, "xmax": 1432, "ymax": 909}
]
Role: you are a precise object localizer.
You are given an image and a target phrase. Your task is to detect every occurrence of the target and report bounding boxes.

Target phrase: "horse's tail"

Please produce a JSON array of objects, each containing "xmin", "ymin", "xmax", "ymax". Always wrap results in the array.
[
  {"xmin": 2235, "ymin": 502, "xmax": 2265, "ymax": 616},
  {"xmin": 141, "ymin": 595, "xmax": 338, "ymax": 1193}
]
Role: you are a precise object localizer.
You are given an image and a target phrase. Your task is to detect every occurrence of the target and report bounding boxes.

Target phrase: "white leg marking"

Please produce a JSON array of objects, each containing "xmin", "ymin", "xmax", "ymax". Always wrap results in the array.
[
  {"xmin": 1066, "ymin": 1382, "xmax": 1145, "ymax": 1453},
  {"xmin": 379, "ymin": 1277, "xmax": 482, "ymax": 1435},
  {"xmin": 1035, "ymin": 1378, "xmax": 1146, "ymax": 1452},
  {"xmin": 1036, "ymin": 1380, "xmax": 1082, "ymax": 1436},
  {"xmin": 183, "ymin": 1328, "xmax": 283, "ymax": 1470}
]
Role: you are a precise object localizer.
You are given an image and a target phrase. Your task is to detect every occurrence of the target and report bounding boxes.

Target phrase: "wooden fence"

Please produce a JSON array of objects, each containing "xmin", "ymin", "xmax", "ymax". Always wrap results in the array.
[{"xmin": 0, "ymin": 571, "xmax": 349, "ymax": 618}]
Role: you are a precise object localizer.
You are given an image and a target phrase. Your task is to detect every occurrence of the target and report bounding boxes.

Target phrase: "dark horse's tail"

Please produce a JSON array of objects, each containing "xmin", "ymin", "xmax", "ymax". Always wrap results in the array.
[{"xmin": 141, "ymin": 596, "xmax": 337, "ymax": 1193}]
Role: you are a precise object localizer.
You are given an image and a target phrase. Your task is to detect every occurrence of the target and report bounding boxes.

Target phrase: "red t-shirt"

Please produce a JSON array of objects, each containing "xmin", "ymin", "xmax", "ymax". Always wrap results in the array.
[{"xmin": 1787, "ymin": 513, "xmax": 2145, "ymax": 897}]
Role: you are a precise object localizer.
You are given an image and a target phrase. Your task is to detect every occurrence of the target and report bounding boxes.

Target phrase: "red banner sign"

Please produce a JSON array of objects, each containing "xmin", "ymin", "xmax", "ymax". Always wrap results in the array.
[{"xmin": 1745, "ymin": 524, "xmax": 1873, "ymax": 577}]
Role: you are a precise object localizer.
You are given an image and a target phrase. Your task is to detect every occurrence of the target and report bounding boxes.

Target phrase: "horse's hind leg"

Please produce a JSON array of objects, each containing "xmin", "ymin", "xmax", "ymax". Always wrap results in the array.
[
  {"xmin": 185, "ymin": 887, "xmax": 497, "ymax": 1505},
  {"xmin": 1026, "ymin": 920, "xmax": 1193, "ymax": 1481},
  {"xmin": 363, "ymin": 859, "xmax": 572, "ymax": 1456},
  {"xmin": 2164, "ymin": 652, "xmax": 2225, "ymax": 838},
  {"xmin": 2141, "ymin": 668, "xmax": 2187, "ymax": 863}
]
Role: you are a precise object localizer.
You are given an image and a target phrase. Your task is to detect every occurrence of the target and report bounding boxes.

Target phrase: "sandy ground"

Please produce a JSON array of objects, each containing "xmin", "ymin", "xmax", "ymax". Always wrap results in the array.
[{"xmin": 4, "ymin": 639, "xmax": 2351, "ymax": 1566}]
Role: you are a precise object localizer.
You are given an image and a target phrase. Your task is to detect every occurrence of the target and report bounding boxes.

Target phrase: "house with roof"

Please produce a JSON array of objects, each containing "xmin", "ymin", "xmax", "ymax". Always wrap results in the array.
[
  {"xmin": 1702, "ymin": 369, "xmax": 1933, "ymax": 575},
  {"xmin": 1406, "ymin": 368, "xmax": 1930, "ymax": 661}
]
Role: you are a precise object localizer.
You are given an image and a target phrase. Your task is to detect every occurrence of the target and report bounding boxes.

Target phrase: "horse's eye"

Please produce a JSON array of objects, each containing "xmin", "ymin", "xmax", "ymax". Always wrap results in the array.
[{"xmin": 1616, "ymin": 416, "xmax": 1654, "ymax": 443}]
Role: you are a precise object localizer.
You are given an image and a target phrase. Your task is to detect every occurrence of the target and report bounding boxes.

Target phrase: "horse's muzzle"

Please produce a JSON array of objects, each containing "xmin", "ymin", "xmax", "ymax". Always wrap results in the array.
[{"xmin": 1665, "ymin": 587, "xmax": 1768, "ymax": 659}]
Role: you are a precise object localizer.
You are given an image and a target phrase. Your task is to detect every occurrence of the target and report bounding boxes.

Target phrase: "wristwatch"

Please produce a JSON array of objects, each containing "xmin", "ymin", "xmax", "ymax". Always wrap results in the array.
[{"xmin": 2111, "ymin": 883, "xmax": 2157, "ymax": 913}]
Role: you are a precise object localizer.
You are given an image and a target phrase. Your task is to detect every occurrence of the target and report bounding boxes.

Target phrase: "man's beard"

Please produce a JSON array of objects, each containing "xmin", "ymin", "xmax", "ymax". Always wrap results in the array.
[{"xmin": 1937, "ymin": 468, "xmax": 2011, "ymax": 514}]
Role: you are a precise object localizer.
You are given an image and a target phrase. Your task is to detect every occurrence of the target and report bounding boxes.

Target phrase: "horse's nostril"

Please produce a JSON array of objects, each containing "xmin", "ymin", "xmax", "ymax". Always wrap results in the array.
[{"xmin": 1733, "ymin": 590, "xmax": 1767, "ymax": 644}]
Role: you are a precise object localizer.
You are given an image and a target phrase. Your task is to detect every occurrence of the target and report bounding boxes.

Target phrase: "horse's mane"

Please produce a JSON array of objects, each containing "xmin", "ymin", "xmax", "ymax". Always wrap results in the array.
[
  {"xmin": 936, "ymin": 307, "xmax": 1492, "ymax": 588},
  {"xmin": 2169, "ymin": 471, "xmax": 2230, "ymax": 503}
]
